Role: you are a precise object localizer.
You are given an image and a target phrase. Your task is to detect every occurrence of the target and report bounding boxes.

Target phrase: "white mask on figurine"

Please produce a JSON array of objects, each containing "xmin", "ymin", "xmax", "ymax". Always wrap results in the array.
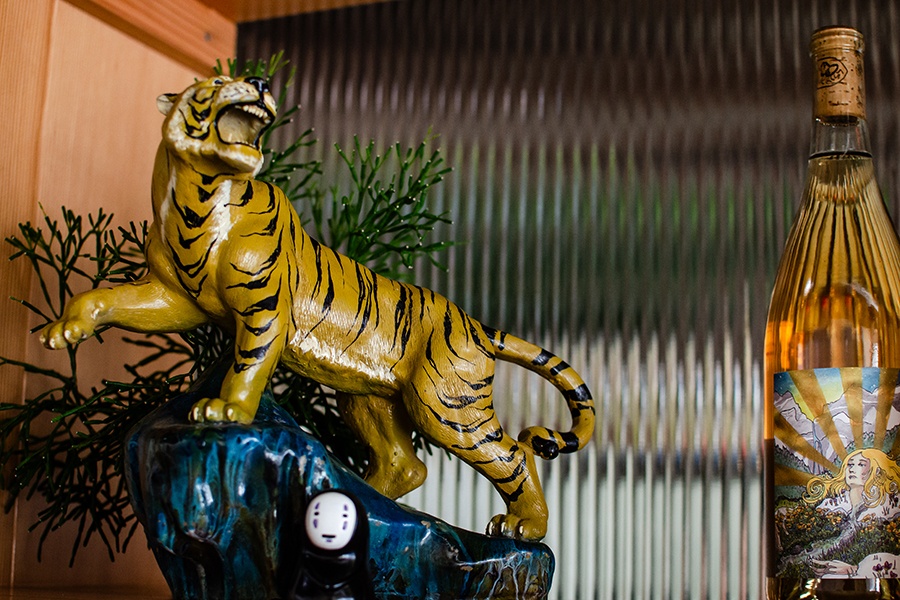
[{"xmin": 305, "ymin": 491, "xmax": 358, "ymax": 550}]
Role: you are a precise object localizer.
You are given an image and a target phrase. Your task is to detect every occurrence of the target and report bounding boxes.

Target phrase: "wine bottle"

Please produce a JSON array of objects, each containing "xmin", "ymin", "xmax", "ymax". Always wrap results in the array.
[{"xmin": 765, "ymin": 26, "xmax": 900, "ymax": 599}]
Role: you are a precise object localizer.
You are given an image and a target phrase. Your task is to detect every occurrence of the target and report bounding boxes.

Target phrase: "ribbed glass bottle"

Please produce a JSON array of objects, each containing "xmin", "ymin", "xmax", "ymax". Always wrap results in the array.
[{"xmin": 765, "ymin": 26, "xmax": 900, "ymax": 600}]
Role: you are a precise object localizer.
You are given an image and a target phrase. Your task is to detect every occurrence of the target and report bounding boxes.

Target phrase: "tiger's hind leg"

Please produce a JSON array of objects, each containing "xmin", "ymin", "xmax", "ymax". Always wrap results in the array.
[
  {"xmin": 337, "ymin": 392, "xmax": 427, "ymax": 500},
  {"xmin": 402, "ymin": 378, "xmax": 549, "ymax": 541},
  {"xmin": 479, "ymin": 436, "xmax": 548, "ymax": 540}
]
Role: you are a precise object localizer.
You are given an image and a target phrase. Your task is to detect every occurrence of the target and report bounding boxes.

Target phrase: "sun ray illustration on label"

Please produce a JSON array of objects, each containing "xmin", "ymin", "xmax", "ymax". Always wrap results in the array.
[
  {"xmin": 875, "ymin": 368, "xmax": 900, "ymax": 451},
  {"xmin": 775, "ymin": 369, "xmax": 900, "ymax": 468},
  {"xmin": 772, "ymin": 367, "xmax": 900, "ymax": 579},
  {"xmin": 789, "ymin": 369, "xmax": 849, "ymax": 463}
]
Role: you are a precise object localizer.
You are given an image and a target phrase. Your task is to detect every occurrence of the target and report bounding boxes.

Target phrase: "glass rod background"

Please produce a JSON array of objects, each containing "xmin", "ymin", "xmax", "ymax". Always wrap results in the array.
[{"xmin": 238, "ymin": 1, "xmax": 900, "ymax": 598}]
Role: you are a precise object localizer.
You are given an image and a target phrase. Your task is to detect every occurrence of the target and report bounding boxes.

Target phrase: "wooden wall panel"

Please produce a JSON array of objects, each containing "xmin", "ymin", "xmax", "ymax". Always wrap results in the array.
[
  {"xmin": 201, "ymin": 0, "xmax": 390, "ymax": 22},
  {"xmin": 67, "ymin": 0, "xmax": 234, "ymax": 73},
  {"xmin": 5, "ymin": 1, "xmax": 204, "ymax": 591},
  {"xmin": 0, "ymin": 0, "xmax": 57, "ymax": 589}
]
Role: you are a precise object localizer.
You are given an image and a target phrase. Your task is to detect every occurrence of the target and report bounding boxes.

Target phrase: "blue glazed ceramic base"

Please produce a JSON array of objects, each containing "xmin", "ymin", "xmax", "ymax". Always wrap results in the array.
[{"xmin": 124, "ymin": 365, "xmax": 554, "ymax": 599}]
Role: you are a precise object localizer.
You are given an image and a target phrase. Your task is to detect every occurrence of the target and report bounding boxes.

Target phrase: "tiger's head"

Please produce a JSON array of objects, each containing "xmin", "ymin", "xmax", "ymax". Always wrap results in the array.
[{"xmin": 157, "ymin": 76, "xmax": 277, "ymax": 175}]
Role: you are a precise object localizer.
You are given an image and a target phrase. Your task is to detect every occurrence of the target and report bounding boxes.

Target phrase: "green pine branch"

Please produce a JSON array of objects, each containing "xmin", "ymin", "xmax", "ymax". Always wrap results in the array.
[{"xmin": 0, "ymin": 54, "xmax": 453, "ymax": 565}]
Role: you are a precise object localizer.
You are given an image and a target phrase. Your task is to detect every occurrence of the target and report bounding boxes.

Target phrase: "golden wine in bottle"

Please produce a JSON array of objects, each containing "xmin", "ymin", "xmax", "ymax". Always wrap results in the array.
[{"xmin": 765, "ymin": 27, "xmax": 900, "ymax": 599}]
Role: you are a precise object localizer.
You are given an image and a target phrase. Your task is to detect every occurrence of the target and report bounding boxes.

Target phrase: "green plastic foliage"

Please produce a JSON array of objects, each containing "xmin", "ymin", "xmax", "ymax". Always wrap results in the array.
[{"xmin": 0, "ymin": 55, "xmax": 451, "ymax": 565}]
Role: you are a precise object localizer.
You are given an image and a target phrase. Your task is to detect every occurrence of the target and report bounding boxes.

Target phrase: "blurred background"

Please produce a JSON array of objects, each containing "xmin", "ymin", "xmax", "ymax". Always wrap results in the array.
[
  {"xmin": 235, "ymin": 1, "xmax": 900, "ymax": 598},
  {"xmin": 4, "ymin": 0, "xmax": 900, "ymax": 598}
]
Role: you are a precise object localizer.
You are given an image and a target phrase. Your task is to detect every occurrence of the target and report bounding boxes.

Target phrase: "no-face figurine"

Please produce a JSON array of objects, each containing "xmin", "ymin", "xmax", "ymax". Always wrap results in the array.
[{"xmin": 290, "ymin": 490, "xmax": 375, "ymax": 600}]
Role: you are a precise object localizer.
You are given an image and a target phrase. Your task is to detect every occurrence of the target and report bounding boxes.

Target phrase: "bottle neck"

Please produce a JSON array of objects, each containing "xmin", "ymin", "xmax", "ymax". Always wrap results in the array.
[
  {"xmin": 809, "ymin": 115, "xmax": 872, "ymax": 158},
  {"xmin": 808, "ymin": 28, "xmax": 868, "ymax": 158}
]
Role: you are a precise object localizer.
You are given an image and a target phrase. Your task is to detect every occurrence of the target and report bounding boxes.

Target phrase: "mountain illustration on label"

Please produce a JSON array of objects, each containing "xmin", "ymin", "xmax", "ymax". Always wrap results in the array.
[{"xmin": 773, "ymin": 367, "xmax": 900, "ymax": 580}]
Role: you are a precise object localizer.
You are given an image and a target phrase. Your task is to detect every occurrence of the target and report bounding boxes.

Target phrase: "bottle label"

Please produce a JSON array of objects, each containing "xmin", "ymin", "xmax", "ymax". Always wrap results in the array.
[{"xmin": 774, "ymin": 367, "xmax": 900, "ymax": 579}]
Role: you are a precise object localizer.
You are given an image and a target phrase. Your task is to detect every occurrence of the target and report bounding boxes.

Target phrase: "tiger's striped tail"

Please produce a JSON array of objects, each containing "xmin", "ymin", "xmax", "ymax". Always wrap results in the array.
[{"xmin": 485, "ymin": 327, "xmax": 595, "ymax": 460}]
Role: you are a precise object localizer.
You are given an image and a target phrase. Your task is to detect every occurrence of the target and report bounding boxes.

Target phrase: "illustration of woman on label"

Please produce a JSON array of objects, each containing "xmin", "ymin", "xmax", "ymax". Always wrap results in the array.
[{"xmin": 802, "ymin": 448, "xmax": 900, "ymax": 577}]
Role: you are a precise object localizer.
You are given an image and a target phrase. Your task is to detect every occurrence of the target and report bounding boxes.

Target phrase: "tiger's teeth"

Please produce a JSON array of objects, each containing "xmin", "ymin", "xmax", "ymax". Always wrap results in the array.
[{"xmin": 239, "ymin": 104, "xmax": 267, "ymax": 120}]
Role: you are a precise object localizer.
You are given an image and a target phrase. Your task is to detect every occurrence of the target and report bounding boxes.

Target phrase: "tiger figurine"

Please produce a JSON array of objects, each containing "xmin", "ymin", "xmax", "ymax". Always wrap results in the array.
[{"xmin": 41, "ymin": 75, "xmax": 595, "ymax": 541}]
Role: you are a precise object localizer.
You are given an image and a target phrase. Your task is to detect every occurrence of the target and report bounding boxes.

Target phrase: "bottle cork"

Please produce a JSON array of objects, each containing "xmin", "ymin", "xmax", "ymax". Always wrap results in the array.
[{"xmin": 809, "ymin": 26, "xmax": 866, "ymax": 120}]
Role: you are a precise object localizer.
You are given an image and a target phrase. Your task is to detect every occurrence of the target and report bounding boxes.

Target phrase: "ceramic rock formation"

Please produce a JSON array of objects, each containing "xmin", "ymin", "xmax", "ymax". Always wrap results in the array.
[{"xmin": 126, "ymin": 364, "xmax": 555, "ymax": 600}]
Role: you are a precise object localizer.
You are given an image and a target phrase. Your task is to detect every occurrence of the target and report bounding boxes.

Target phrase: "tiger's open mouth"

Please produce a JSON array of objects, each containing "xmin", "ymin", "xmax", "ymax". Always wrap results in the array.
[{"xmin": 216, "ymin": 102, "xmax": 274, "ymax": 148}]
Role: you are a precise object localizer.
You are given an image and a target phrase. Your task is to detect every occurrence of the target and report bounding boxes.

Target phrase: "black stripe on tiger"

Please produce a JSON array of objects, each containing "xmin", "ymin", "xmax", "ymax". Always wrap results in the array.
[
  {"xmin": 564, "ymin": 383, "xmax": 592, "ymax": 403},
  {"xmin": 549, "ymin": 360, "xmax": 571, "ymax": 376},
  {"xmin": 245, "ymin": 321, "xmax": 274, "ymax": 336},
  {"xmin": 174, "ymin": 271, "xmax": 207, "ymax": 298},
  {"xmin": 170, "ymin": 189, "xmax": 212, "ymax": 229},
  {"xmin": 526, "ymin": 429, "xmax": 582, "ymax": 459},
  {"xmin": 493, "ymin": 457, "xmax": 527, "ymax": 485},
  {"xmin": 241, "ymin": 208, "xmax": 279, "ymax": 237},
  {"xmin": 226, "ymin": 269, "xmax": 274, "ymax": 291},
  {"xmin": 178, "ymin": 229, "xmax": 205, "ymax": 249},
  {"xmin": 184, "ymin": 122, "xmax": 210, "ymax": 140},
  {"xmin": 456, "ymin": 372, "xmax": 493, "ymax": 391},
  {"xmin": 469, "ymin": 322, "xmax": 494, "ymax": 359},
  {"xmin": 286, "ymin": 254, "xmax": 297, "ymax": 309},
  {"xmin": 532, "ymin": 349, "xmax": 554, "ymax": 367},
  {"xmin": 249, "ymin": 183, "xmax": 277, "ymax": 215},
  {"xmin": 167, "ymin": 238, "xmax": 214, "ymax": 278},
  {"xmin": 472, "ymin": 444, "xmax": 521, "ymax": 465},
  {"xmin": 189, "ymin": 91, "xmax": 212, "ymax": 105},
  {"xmin": 344, "ymin": 265, "xmax": 377, "ymax": 350},
  {"xmin": 451, "ymin": 428, "xmax": 502, "ymax": 451},
  {"xmin": 190, "ymin": 104, "xmax": 211, "ymax": 122},
  {"xmin": 185, "ymin": 163, "xmax": 225, "ymax": 187},
  {"xmin": 309, "ymin": 238, "xmax": 325, "ymax": 298},
  {"xmin": 482, "ymin": 326, "xmax": 507, "ymax": 351},
  {"xmin": 559, "ymin": 431, "xmax": 580, "ymax": 454},
  {"xmin": 391, "ymin": 285, "xmax": 414, "ymax": 356},
  {"xmin": 423, "ymin": 331, "xmax": 440, "ymax": 373},
  {"xmin": 235, "ymin": 281, "xmax": 282, "ymax": 317},
  {"xmin": 413, "ymin": 383, "xmax": 495, "ymax": 434},
  {"xmin": 230, "ymin": 232, "xmax": 282, "ymax": 277},
  {"xmin": 392, "ymin": 285, "xmax": 408, "ymax": 337},
  {"xmin": 363, "ymin": 267, "xmax": 380, "ymax": 328},
  {"xmin": 413, "ymin": 286, "xmax": 427, "ymax": 322},
  {"xmin": 196, "ymin": 185, "xmax": 213, "ymax": 203},
  {"xmin": 437, "ymin": 389, "xmax": 490, "ymax": 410},
  {"xmin": 564, "ymin": 384, "xmax": 595, "ymax": 418},
  {"xmin": 234, "ymin": 339, "xmax": 275, "ymax": 373},
  {"xmin": 182, "ymin": 97, "xmax": 210, "ymax": 136},
  {"xmin": 455, "ymin": 305, "xmax": 472, "ymax": 346},
  {"xmin": 192, "ymin": 88, "xmax": 214, "ymax": 103},
  {"xmin": 569, "ymin": 403, "xmax": 594, "ymax": 420},
  {"xmin": 196, "ymin": 88, "xmax": 214, "ymax": 101},
  {"xmin": 304, "ymin": 265, "xmax": 336, "ymax": 335},
  {"xmin": 320, "ymin": 263, "xmax": 335, "ymax": 314},
  {"xmin": 442, "ymin": 304, "xmax": 466, "ymax": 362},
  {"xmin": 227, "ymin": 181, "xmax": 254, "ymax": 208},
  {"xmin": 500, "ymin": 479, "xmax": 526, "ymax": 504}
]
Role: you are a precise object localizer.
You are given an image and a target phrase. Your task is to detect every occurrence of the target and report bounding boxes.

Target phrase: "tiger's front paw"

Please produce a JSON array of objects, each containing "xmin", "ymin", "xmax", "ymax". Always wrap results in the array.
[
  {"xmin": 486, "ymin": 513, "xmax": 547, "ymax": 541},
  {"xmin": 40, "ymin": 316, "xmax": 97, "ymax": 349},
  {"xmin": 40, "ymin": 294, "xmax": 105, "ymax": 349},
  {"xmin": 190, "ymin": 398, "xmax": 255, "ymax": 424}
]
